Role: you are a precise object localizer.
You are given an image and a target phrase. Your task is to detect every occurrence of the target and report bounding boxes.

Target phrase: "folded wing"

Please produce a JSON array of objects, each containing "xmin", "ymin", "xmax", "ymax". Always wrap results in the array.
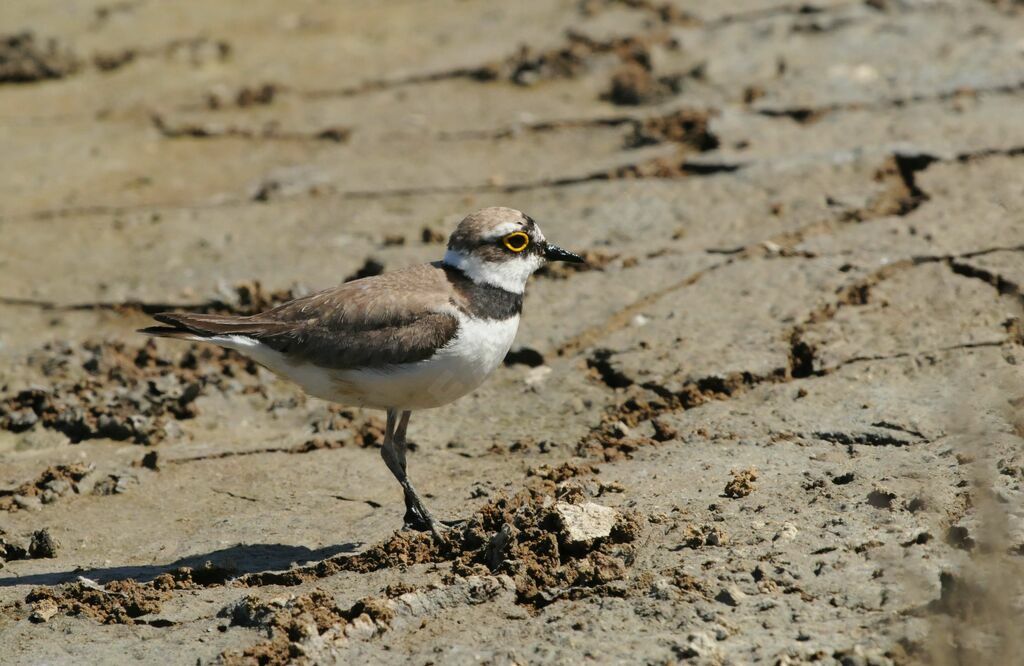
[{"xmin": 140, "ymin": 263, "xmax": 461, "ymax": 370}]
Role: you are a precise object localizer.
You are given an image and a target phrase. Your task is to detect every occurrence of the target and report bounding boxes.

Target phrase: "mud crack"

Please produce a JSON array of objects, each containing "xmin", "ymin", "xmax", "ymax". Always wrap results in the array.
[
  {"xmin": 150, "ymin": 113, "xmax": 351, "ymax": 143},
  {"xmin": 570, "ymin": 245, "xmax": 1021, "ymax": 463},
  {"xmin": 1, "ymin": 279, "xmax": 306, "ymax": 317},
  {"xmin": 440, "ymin": 107, "xmax": 720, "ymax": 153},
  {"xmin": 753, "ymin": 80, "xmax": 1024, "ymax": 125},
  {"xmin": 301, "ymin": 29, "xmax": 677, "ymax": 100},
  {"xmin": 948, "ymin": 257, "xmax": 1024, "ymax": 310}
]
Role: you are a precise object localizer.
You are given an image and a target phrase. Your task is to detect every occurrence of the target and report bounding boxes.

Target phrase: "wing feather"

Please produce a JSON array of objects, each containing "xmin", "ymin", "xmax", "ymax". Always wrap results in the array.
[{"xmin": 139, "ymin": 263, "xmax": 463, "ymax": 370}]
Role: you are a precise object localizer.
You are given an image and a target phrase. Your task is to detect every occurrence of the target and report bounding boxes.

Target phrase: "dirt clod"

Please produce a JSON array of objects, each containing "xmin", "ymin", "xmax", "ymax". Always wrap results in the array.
[
  {"xmin": 679, "ymin": 523, "xmax": 726, "ymax": 548},
  {"xmin": 310, "ymin": 406, "xmax": 385, "ymax": 447},
  {"xmin": 28, "ymin": 529, "xmax": 59, "ymax": 558},
  {"xmin": 92, "ymin": 473, "xmax": 137, "ymax": 496},
  {"xmin": 450, "ymin": 491, "xmax": 638, "ymax": 606},
  {"xmin": 220, "ymin": 577, "xmax": 515, "ymax": 663},
  {"xmin": 214, "ymin": 281, "xmax": 303, "ymax": 315},
  {"xmin": 484, "ymin": 32, "xmax": 654, "ymax": 86},
  {"xmin": 0, "ymin": 32, "xmax": 80, "ymax": 83},
  {"xmin": 627, "ymin": 109, "xmax": 720, "ymax": 151},
  {"xmin": 220, "ymin": 589, "xmax": 350, "ymax": 656},
  {"xmin": 527, "ymin": 461, "xmax": 598, "ymax": 483},
  {"xmin": 1, "ymin": 530, "xmax": 29, "ymax": 563},
  {"xmin": 27, "ymin": 579, "xmax": 170, "ymax": 625},
  {"xmin": 606, "ymin": 62, "xmax": 682, "ymax": 106},
  {"xmin": 28, "ymin": 598, "xmax": 59, "ymax": 623},
  {"xmin": 0, "ymin": 339, "xmax": 261, "ymax": 445},
  {"xmin": 23, "ymin": 562, "xmax": 235, "ymax": 624},
  {"xmin": 504, "ymin": 346, "xmax": 546, "ymax": 367},
  {"xmin": 136, "ymin": 451, "xmax": 160, "ymax": 471},
  {"xmin": 238, "ymin": 491, "xmax": 639, "ymax": 609},
  {"xmin": 344, "ymin": 258, "xmax": 385, "ymax": 282},
  {"xmin": 421, "ymin": 226, "xmax": 446, "ymax": 243},
  {"xmin": 236, "ymin": 82, "xmax": 278, "ymax": 107},
  {"xmin": 723, "ymin": 468, "xmax": 758, "ymax": 498},
  {"xmin": 0, "ymin": 463, "xmax": 93, "ymax": 512},
  {"xmin": 651, "ymin": 418, "xmax": 678, "ymax": 442},
  {"xmin": 832, "ymin": 471, "xmax": 855, "ymax": 485}
]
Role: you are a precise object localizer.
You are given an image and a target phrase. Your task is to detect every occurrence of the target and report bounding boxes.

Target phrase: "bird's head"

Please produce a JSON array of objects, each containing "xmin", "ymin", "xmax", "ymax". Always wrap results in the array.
[{"xmin": 442, "ymin": 207, "xmax": 584, "ymax": 293}]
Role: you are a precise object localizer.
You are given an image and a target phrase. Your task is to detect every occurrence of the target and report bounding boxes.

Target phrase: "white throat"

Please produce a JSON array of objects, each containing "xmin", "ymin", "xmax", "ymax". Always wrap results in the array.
[{"xmin": 443, "ymin": 249, "xmax": 542, "ymax": 294}]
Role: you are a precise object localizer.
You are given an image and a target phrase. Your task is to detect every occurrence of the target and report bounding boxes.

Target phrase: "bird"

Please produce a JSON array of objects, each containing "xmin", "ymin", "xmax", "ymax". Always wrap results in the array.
[{"xmin": 140, "ymin": 207, "xmax": 584, "ymax": 537}]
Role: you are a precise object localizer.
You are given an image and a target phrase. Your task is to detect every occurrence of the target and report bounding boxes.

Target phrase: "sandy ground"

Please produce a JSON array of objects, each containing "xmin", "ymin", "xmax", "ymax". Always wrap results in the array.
[{"xmin": 1, "ymin": 1, "xmax": 1023, "ymax": 664}]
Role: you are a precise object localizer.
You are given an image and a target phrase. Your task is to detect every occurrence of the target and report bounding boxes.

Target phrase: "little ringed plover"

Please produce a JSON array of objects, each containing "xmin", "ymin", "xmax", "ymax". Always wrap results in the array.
[{"xmin": 140, "ymin": 206, "xmax": 584, "ymax": 537}]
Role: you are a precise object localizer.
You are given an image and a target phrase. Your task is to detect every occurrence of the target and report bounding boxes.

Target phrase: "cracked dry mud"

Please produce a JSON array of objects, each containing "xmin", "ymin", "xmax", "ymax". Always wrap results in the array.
[{"xmin": 1, "ymin": 1, "xmax": 1023, "ymax": 664}]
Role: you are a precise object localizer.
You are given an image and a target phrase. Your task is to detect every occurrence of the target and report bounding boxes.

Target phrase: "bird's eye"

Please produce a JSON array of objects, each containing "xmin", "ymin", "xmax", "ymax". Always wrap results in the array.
[{"xmin": 502, "ymin": 232, "xmax": 530, "ymax": 252}]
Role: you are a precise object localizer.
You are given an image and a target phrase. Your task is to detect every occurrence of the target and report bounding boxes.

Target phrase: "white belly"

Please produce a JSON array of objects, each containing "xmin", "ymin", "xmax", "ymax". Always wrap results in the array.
[{"xmin": 209, "ymin": 314, "xmax": 520, "ymax": 411}]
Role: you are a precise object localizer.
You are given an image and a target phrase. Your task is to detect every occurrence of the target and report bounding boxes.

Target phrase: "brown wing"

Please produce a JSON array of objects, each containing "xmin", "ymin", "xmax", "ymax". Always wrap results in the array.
[{"xmin": 141, "ymin": 263, "xmax": 462, "ymax": 369}]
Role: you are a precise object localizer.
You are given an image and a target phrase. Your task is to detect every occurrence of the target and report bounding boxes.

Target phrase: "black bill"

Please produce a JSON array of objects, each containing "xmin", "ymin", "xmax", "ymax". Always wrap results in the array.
[{"xmin": 544, "ymin": 243, "xmax": 585, "ymax": 263}]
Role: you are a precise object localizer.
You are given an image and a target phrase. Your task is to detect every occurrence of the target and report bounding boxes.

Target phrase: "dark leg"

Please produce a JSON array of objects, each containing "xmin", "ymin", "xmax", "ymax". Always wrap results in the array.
[
  {"xmin": 393, "ymin": 411, "xmax": 439, "ymax": 531},
  {"xmin": 393, "ymin": 410, "xmax": 412, "ymax": 473},
  {"xmin": 393, "ymin": 410, "xmax": 425, "ymax": 529},
  {"xmin": 379, "ymin": 409, "xmax": 443, "ymax": 537}
]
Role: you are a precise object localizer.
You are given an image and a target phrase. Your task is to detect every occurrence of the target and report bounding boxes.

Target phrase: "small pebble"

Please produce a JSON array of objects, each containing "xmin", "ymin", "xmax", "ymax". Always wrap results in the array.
[
  {"xmin": 13, "ymin": 495, "xmax": 42, "ymax": 511},
  {"xmin": 714, "ymin": 585, "xmax": 746, "ymax": 607}
]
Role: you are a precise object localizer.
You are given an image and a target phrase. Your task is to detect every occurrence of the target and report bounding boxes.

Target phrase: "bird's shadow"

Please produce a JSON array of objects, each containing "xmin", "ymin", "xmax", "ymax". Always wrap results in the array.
[{"xmin": 0, "ymin": 542, "xmax": 361, "ymax": 588}]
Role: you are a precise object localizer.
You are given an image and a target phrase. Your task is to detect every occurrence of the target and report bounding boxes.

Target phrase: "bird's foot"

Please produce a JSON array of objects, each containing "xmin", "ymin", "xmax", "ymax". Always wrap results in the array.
[{"xmin": 402, "ymin": 504, "xmax": 447, "ymax": 541}]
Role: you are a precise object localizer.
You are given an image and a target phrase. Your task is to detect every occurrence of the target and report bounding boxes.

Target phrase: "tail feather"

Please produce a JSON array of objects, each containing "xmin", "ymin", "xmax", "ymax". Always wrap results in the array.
[
  {"xmin": 137, "ymin": 325, "xmax": 200, "ymax": 340},
  {"xmin": 139, "ymin": 312, "xmax": 293, "ymax": 340}
]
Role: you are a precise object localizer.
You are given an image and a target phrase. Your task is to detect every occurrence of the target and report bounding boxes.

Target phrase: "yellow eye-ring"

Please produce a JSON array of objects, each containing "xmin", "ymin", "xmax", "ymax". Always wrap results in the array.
[{"xmin": 503, "ymin": 232, "xmax": 530, "ymax": 252}]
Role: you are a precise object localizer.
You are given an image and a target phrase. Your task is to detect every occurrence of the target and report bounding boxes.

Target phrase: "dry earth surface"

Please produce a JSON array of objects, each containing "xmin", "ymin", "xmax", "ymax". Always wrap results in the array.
[{"xmin": 1, "ymin": 1, "xmax": 1023, "ymax": 664}]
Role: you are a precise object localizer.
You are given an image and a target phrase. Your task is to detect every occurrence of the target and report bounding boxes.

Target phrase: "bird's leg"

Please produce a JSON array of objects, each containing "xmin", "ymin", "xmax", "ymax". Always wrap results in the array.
[
  {"xmin": 394, "ymin": 410, "xmax": 445, "ymax": 534},
  {"xmin": 393, "ymin": 410, "xmax": 412, "ymax": 474},
  {"xmin": 380, "ymin": 409, "xmax": 443, "ymax": 538}
]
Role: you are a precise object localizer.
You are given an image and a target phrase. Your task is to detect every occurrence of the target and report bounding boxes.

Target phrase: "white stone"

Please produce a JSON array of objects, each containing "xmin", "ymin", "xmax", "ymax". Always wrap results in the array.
[
  {"xmin": 773, "ymin": 521, "xmax": 798, "ymax": 541},
  {"xmin": 524, "ymin": 365, "xmax": 552, "ymax": 386},
  {"xmin": 555, "ymin": 502, "xmax": 618, "ymax": 544}
]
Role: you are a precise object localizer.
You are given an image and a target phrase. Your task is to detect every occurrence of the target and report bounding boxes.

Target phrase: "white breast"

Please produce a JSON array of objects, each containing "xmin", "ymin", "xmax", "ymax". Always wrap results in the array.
[
  {"xmin": 332, "ymin": 313, "xmax": 521, "ymax": 410},
  {"xmin": 204, "ymin": 314, "xmax": 521, "ymax": 411}
]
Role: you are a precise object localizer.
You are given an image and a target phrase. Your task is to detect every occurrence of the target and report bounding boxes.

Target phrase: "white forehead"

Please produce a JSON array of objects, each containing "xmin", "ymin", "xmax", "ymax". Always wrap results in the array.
[
  {"xmin": 489, "ymin": 221, "xmax": 524, "ymax": 237},
  {"xmin": 486, "ymin": 219, "xmax": 546, "ymax": 242}
]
